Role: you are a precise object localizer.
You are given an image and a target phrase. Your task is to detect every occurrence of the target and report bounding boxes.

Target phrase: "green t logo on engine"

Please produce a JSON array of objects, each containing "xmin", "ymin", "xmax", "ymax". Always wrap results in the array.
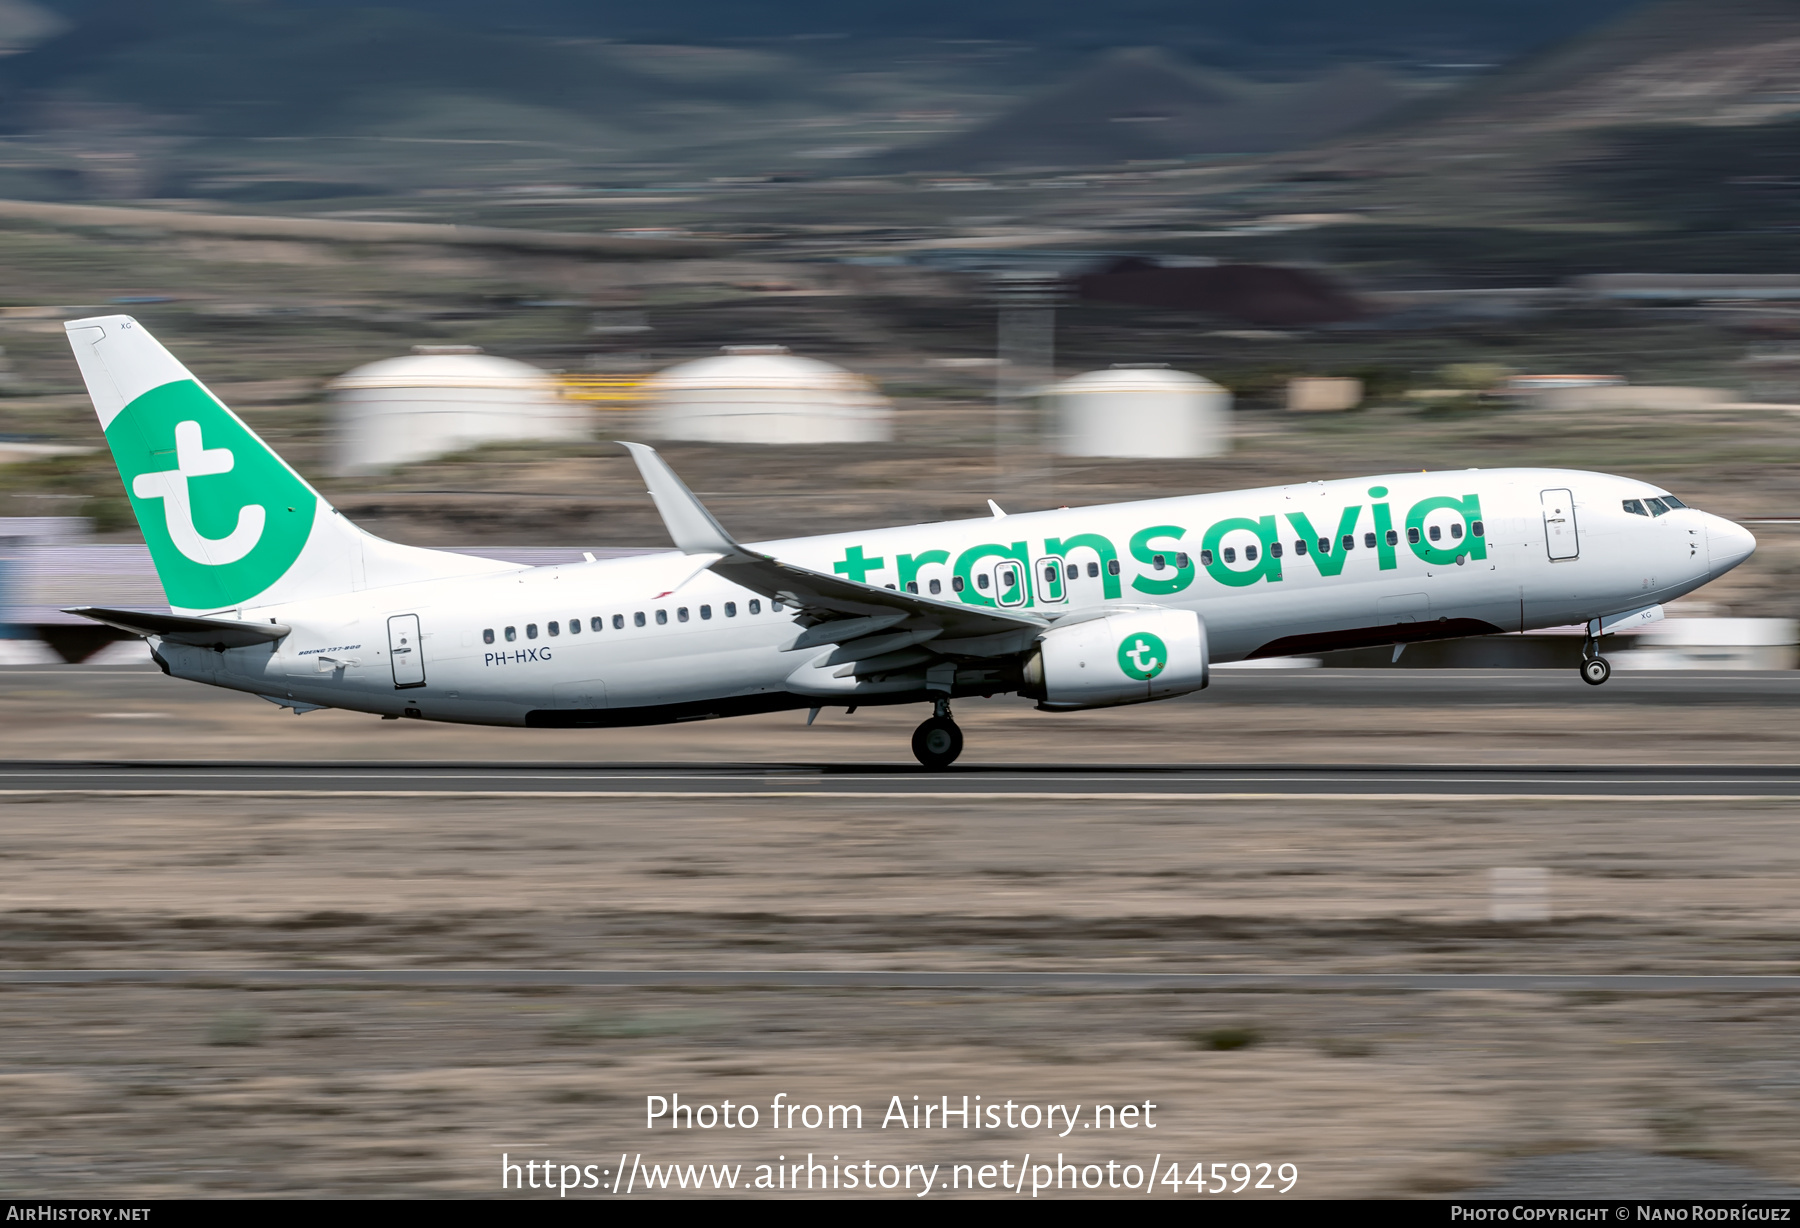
[{"xmin": 1117, "ymin": 632, "xmax": 1168, "ymax": 680}]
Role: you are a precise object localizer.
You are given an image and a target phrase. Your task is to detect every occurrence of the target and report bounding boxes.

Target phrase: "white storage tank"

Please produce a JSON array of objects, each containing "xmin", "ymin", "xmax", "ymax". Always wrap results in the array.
[
  {"xmin": 1615, "ymin": 618, "xmax": 1799, "ymax": 671},
  {"xmin": 1052, "ymin": 364, "xmax": 1230, "ymax": 458},
  {"xmin": 329, "ymin": 346, "xmax": 588, "ymax": 475},
  {"xmin": 644, "ymin": 346, "xmax": 893, "ymax": 445}
]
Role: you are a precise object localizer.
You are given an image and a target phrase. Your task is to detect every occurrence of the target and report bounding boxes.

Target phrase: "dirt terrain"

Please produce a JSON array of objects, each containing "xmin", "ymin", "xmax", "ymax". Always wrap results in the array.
[{"xmin": 1, "ymin": 667, "xmax": 1799, "ymax": 1197}]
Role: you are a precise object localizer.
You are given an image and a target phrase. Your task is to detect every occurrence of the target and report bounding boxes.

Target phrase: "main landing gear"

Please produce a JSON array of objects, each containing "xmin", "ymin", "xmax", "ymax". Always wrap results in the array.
[
  {"xmin": 911, "ymin": 697, "xmax": 964, "ymax": 769},
  {"xmin": 1580, "ymin": 634, "xmax": 1612, "ymax": 687}
]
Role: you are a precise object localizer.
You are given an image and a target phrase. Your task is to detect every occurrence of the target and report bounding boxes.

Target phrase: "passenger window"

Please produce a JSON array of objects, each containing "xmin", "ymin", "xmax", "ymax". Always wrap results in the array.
[
  {"xmin": 483, "ymin": 628, "xmax": 494, "ymax": 644},
  {"xmin": 951, "ymin": 577, "xmax": 963, "ymax": 593},
  {"xmin": 1223, "ymin": 547, "xmax": 1237, "ymax": 563},
  {"xmin": 1086, "ymin": 562, "xmax": 1099, "ymax": 578},
  {"xmin": 699, "ymin": 604, "xmax": 711, "ymax": 620},
  {"xmin": 1318, "ymin": 538, "xmax": 1330, "ymax": 554},
  {"xmin": 772, "ymin": 600, "xmax": 785, "ymax": 611},
  {"xmin": 1408, "ymin": 527, "xmax": 1421, "ymax": 544},
  {"xmin": 1384, "ymin": 530, "xmax": 1398, "ymax": 546},
  {"xmin": 505, "ymin": 626, "xmax": 516, "ymax": 641},
  {"xmin": 547, "ymin": 621, "xmax": 559, "ymax": 636},
  {"xmin": 591, "ymin": 617, "xmax": 603, "ymax": 632},
  {"xmin": 1152, "ymin": 553, "xmax": 1166, "ymax": 570},
  {"xmin": 1107, "ymin": 560, "xmax": 1120, "ymax": 576},
  {"xmin": 724, "ymin": 602, "xmax": 737, "ymax": 617},
  {"xmin": 929, "ymin": 579, "xmax": 942, "ymax": 595},
  {"xmin": 749, "ymin": 599, "xmax": 762, "ymax": 614},
  {"xmin": 1364, "ymin": 532, "xmax": 1377, "ymax": 549},
  {"xmin": 976, "ymin": 573, "xmax": 990, "ymax": 589},
  {"xmin": 1245, "ymin": 544, "xmax": 1259, "ymax": 562},
  {"xmin": 1342, "ymin": 535, "xmax": 1355, "ymax": 551},
  {"xmin": 1176, "ymin": 552, "xmax": 1189, "ymax": 569},
  {"xmin": 1472, "ymin": 521, "xmax": 1485, "ymax": 537},
  {"xmin": 906, "ymin": 581, "xmax": 919, "ymax": 594},
  {"xmin": 613, "ymin": 614, "xmax": 624, "ymax": 629},
  {"xmin": 1066, "ymin": 564, "xmax": 1078, "ymax": 580},
  {"xmin": 634, "ymin": 612, "xmax": 646, "ymax": 627},
  {"xmin": 1295, "ymin": 539, "xmax": 1308, "ymax": 556},
  {"xmin": 1450, "ymin": 523, "xmax": 1463, "ymax": 540},
  {"xmin": 526, "ymin": 624, "xmax": 538, "ymax": 640},
  {"xmin": 1429, "ymin": 525, "xmax": 1441, "ymax": 542},
  {"xmin": 1622, "ymin": 499, "xmax": 1646, "ymax": 516},
  {"xmin": 1200, "ymin": 549, "xmax": 1214, "ymax": 566},
  {"xmin": 1000, "ymin": 568, "xmax": 1016, "ymax": 587},
  {"xmin": 656, "ymin": 609, "xmax": 668, "ymax": 625},
  {"xmin": 677, "ymin": 607, "xmax": 689, "ymax": 622},
  {"xmin": 885, "ymin": 584, "xmax": 896, "ymax": 590},
  {"xmin": 1044, "ymin": 565, "xmax": 1057, "ymax": 583},
  {"xmin": 1270, "ymin": 541, "xmax": 1282, "ymax": 558},
  {"xmin": 568, "ymin": 618, "xmax": 580, "ymax": 634}
]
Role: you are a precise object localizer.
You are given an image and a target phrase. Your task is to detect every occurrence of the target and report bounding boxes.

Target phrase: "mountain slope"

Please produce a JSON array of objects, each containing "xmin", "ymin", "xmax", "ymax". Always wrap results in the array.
[
  {"xmin": 1406, "ymin": 0, "xmax": 1800, "ymax": 133},
  {"xmin": 877, "ymin": 50, "xmax": 1410, "ymax": 172}
]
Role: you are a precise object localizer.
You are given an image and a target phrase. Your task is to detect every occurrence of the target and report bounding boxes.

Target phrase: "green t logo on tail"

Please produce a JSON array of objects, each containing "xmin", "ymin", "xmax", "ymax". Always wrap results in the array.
[
  {"xmin": 106, "ymin": 380, "xmax": 316, "ymax": 610},
  {"xmin": 1118, "ymin": 632, "xmax": 1168, "ymax": 680}
]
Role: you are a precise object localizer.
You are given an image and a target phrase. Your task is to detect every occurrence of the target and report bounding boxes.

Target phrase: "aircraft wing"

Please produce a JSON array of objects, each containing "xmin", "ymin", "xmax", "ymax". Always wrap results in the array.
[
  {"xmin": 67, "ymin": 606, "xmax": 291, "ymax": 648},
  {"xmin": 618, "ymin": 443, "xmax": 1047, "ymax": 668}
]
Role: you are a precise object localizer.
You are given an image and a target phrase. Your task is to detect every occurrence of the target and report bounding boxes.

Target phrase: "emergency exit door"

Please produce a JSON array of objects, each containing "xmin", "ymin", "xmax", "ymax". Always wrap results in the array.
[
  {"xmin": 1541, "ymin": 489, "xmax": 1579, "ymax": 560},
  {"xmin": 387, "ymin": 614, "xmax": 426, "ymax": 688}
]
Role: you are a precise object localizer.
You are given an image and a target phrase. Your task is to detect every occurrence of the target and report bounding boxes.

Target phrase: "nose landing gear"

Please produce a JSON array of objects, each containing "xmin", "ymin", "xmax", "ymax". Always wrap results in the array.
[
  {"xmin": 1580, "ymin": 632, "xmax": 1612, "ymax": 686},
  {"xmin": 911, "ymin": 697, "xmax": 964, "ymax": 769}
]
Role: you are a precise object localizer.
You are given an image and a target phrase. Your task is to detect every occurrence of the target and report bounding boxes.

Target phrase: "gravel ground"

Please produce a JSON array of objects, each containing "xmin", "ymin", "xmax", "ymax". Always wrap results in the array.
[{"xmin": 3, "ymin": 667, "xmax": 1800, "ymax": 1198}]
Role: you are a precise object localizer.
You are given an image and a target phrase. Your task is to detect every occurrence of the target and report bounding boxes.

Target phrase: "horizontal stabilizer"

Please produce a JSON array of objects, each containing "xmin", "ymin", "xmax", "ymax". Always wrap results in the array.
[{"xmin": 66, "ymin": 606, "xmax": 290, "ymax": 649}]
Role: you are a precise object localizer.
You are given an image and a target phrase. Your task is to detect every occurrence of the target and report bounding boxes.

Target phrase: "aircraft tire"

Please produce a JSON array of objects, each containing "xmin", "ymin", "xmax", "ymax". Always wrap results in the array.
[
  {"xmin": 1580, "ymin": 656, "xmax": 1612, "ymax": 686},
  {"xmin": 911, "ymin": 716, "xmax": 964, "ymax": 769}
]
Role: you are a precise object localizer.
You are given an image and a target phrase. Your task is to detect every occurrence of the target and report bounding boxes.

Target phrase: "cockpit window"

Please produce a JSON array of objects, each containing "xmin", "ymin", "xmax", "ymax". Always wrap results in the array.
[
  {"xmin": 1645, "ymin": 497, "xmax": 1669, "ymax": 516},
  {"xmin": 1661, "ymin": 495, "xmax": 1686, "ymax": 509},
  {"xmin": 1622, "ymin": 499, "xmax": 1647, "ymax": 516}
]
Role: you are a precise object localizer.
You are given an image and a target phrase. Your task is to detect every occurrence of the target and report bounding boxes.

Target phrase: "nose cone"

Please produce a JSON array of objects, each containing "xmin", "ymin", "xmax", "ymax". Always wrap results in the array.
[{"xmin": 1706, "ymin": 515, "xmax": 1757, "ymax": 577}]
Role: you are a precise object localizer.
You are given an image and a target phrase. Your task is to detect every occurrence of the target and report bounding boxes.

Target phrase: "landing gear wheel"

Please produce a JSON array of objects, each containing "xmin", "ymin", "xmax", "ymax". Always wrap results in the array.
[
  {"xmin": 911, "ymin": 716, "xmax": 964, "ymax": 769},
  {"xmin": 1581, "ymin": 656, "xmax": 1612, "ymax": 686}
]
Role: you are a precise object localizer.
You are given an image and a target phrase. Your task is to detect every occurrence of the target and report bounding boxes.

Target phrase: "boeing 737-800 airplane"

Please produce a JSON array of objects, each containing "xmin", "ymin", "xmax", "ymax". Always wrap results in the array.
[{"xmin": 63, "ymin": 316, "xmax": 1757, "ymax": 767}]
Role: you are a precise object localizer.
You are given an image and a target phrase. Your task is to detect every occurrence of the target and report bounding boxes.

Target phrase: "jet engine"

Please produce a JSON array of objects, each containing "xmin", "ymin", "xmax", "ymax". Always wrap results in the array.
[{"xmin": 1020, "ymin": 608, "xmax": 1208, "ymax": 711}]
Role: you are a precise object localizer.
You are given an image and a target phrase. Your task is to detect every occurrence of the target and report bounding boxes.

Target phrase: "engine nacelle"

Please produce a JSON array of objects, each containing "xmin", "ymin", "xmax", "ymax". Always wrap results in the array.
[{"xmin": 1021, "ymin": 608, "xmax": 1208, "ymax": 711}]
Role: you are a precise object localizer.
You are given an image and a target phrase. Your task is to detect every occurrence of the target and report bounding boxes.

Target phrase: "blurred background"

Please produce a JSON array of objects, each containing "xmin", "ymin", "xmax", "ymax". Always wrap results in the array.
[
  {"xmin": 0, "ymin": 0, "xmax": 1799, "ymax": 662},
  {"xmin": 7, "ymin": 0, "xmax": 1800, "ymax": 1200}
]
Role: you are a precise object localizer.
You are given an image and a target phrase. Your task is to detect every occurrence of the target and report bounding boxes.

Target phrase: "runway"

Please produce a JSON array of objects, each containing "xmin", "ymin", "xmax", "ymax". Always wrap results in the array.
[
  {"xmin": 6, "ymin": 760, "xmax": 1800, "ymax": 798},
  {"xmin": 4, "ymin": 969, "xmax": 1799, "ymax": 993},
  {"xmin": 19, "ymin": 663, "xmax": 1800, "ymax": 707}
]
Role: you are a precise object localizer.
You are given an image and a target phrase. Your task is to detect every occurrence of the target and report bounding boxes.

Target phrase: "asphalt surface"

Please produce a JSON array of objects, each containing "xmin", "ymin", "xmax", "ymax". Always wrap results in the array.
[
  {"xmin": 3, "ymin": 969, "xmax": 1799, "ymax": 993},
  {"xmin": 4, "ymin": 760, "xmax": 1800, "ymax": 797}
]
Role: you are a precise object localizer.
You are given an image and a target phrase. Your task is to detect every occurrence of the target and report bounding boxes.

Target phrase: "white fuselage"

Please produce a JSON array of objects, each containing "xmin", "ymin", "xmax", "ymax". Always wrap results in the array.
[{"xmin": 149, "ymin": 468, "xmax": 1755, "ymax": 727}]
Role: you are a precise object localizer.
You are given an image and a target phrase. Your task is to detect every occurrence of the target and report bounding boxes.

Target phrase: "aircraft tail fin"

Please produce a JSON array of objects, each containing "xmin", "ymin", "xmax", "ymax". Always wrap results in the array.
[{"xmin": 65, "ymin": 315, "xmax": 515, "ymax": 615}]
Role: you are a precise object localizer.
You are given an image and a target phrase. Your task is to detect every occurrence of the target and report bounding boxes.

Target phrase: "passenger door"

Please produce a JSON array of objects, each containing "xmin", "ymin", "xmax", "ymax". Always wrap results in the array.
[
  {"xmin": 1541, "ymin": 489, "xmax": 1579, "ymax": 561},
  {"xmin": 985, "ymin": 558, "xmax": 1029, "ymax": 608},
  {"xmin": 387, "ymin": 614, "xmax": 426, "ymax": 689}
]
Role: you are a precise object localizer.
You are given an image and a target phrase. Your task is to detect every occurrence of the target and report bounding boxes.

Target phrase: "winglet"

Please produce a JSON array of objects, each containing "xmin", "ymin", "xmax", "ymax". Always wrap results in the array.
[{"xmin": 617, "ymin": 441, "xmax": 753, "ymax": 559}]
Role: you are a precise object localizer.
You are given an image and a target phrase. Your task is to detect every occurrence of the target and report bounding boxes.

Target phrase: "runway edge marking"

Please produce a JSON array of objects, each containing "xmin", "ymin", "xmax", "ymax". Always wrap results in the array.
[
  {"xmin": 0, "ymin": 789, "xmax": 1791, "ymax": 802},
  {"xmin": 6, "ymin": 969, "xmax": 1800, "ymax": 993}
]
